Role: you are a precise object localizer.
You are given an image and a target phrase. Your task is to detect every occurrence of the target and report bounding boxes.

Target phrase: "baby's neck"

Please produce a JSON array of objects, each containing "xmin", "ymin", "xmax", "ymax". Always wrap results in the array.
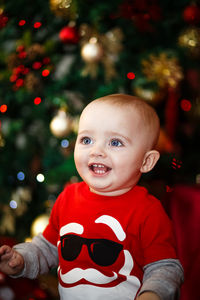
[{"xmin": 89, "ymin": 186, "xmax": 135, "ymax": 197}]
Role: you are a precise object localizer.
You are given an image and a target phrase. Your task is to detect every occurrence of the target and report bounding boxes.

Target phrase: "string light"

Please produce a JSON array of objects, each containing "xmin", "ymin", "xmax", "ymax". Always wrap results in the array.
[
  {"xmin": 34, "ymin": 97, "xmax": 42, "ymax": 105},
  {"xmin": 0, "ymin": 104, "xmax": 7, "ymax": 113},
  {"xmin": 36, "ymin": 173, "xmax": 45, "ymax": 182},
  {"xmin": 180, "ymin": 99, "xmax": 192, "ymax": 111},
  {"xmin": 127, "ymin": 72, "xmax": 135, "ymax": 79},
  {"xmin": 34, "ymin": 22, "xmax": 42, "ymax": 28},
  {"xmin": 42, "ymin": 69, "xmax": 50, "ymax": 77},
  {"xmin": 61, "ymin": 139, "xmax": 69, "ymax": 148},
  {"xmin": 10, "ymin": 200, "xmax": 18, "ymax": 209},
  {"xmin": 17, "ymin": 171, "xmax": 25, "ymax": 181},
  {"xmin": 18, "ymin": 20, "xmax": 26, "ymax": 26}
]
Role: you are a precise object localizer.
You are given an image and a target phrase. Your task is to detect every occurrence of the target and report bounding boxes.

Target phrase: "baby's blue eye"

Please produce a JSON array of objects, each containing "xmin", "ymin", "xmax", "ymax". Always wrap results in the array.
[
  {"xmin": 110, "ymin": 139, "xmax": 123, "ymax": 147},
  {"xmin": 81, "ymin": 137, "xmax": 92, "ymax": 145}
]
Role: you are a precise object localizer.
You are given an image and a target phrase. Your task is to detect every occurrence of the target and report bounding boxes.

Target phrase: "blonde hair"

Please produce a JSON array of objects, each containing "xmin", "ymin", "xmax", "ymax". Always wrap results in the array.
[{"xmin": 91, "ymin": 93, "xmax": 160, "ymax": 149}]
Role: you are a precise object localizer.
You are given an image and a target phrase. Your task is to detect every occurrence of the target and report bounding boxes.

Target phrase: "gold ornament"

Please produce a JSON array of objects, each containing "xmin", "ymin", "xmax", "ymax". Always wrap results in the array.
[
  {"xmin": 50, "ymin": 108, "xmax": 71, "ymax": 138},
  {"xmin": 31, "ymin": 214, "xmax": 49, "ymax": 237},
  {"xmin": 81, "ymin": 38, "xmax": 104, "ymax": 63},
  {"xmin": 49, "ymin": 0, "xmax": 76, "ymax": 19},
  {"xmin": 178, "ymin": 26, "xmax": 200, "ymax": 57},
  {"xmin": 133, "ymin": 86, "xmax": 165, "ymax": 104},
  {"xmin": 80, "ymin": 24, "xmax": 123, "ymax": 81},
  {"xmin": 81, "ymin": 38, "xmax": 103, "ymax": 78},
  {"xmin": 142, "ymin": 53, "xmax": 183, "ymax": 88}
]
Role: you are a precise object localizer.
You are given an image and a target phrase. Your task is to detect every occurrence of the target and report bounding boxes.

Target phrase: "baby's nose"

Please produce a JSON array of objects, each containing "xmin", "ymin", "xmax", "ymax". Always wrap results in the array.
[{"xmin": 90, "ymin": 143, "xmax": 106, "ymax": 157}]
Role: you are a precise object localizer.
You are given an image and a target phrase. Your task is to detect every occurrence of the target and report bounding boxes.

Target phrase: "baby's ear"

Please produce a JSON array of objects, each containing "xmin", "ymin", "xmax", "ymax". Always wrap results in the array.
[{"xmin": 140, "ymin": 150, "xmax": 160, "ymax": 173}]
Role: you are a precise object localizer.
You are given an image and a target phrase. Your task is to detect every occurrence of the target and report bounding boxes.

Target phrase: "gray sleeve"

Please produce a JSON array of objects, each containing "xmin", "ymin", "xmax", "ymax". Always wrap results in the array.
[
  {"xmin": 138, "ymin": 259, "xmax": 184, "ymax": 300},
  {"xmin": 12, "ymin": 233, "xmax": 58, "ymax": 279}
]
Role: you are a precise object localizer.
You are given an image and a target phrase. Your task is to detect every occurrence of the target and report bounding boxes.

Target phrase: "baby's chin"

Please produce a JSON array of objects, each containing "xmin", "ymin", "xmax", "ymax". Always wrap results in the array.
[
  {"xmin": 88, "ymin": 184, "xmax": 114, "ymax": 196},
  {"xmin": 89, "ymin": 186, "xmax": 132, "ymax": 197}
]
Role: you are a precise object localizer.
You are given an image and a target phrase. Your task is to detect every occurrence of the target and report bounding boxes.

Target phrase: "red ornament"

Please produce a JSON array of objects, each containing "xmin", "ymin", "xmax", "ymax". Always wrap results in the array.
[
  {"xmin": 16, "ymin": 45, "xmax": 25, "ymax": 52},
  {"xmin": 15, "ymin": 78, "xmax": 24, "ymax": 87},
  {"xmin": 117, "ymin": 0, "xmax": 162, "ymax": 32},
  {"xmin": 18, "ymin": 50, "xmax": 27, "ymax": 59},
  {"xmin": 32, "ymin": 61, "xmax": 42, "ymax": 69},
  {"xmin": 183, "ymin": 4, "xmax": 200, "ymax": 24},
  {"xmin": 0, "ymin": 12, "xmax": 8, "ymax": 29},
  {"xmin": 59, "ymin": 26, "xmax": 79, "ymax": 44}
]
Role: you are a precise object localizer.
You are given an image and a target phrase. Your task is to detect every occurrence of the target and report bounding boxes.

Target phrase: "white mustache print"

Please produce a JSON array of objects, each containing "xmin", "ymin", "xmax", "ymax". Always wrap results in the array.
[{"xmin": 59, "ymin": 267, "xmax": 117, "ymax": 284}]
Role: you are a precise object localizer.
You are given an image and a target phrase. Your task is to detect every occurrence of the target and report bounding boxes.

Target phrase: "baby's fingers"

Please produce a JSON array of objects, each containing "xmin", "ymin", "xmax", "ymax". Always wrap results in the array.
[
  {"xmin": 0, "ymin": 247, "xmax": 24, "ymax": 275},
  {"xmin": 8, "ymin": 252, "xmax": 23, "ymax": 268},
  {"xmin": 8, "ymin": 252, "xmax": 24, "ymax": 272},
  {"xmin": 0, "ymin": 245, "xmax": 13, "ymax": 260},
  {"xmin": 0, "ymin": 245, "xmax": 11, "ymax": 254}
]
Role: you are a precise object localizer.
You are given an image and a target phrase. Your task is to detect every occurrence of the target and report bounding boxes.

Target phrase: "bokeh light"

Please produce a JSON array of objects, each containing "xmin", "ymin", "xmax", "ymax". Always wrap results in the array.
[
  {"xmin": 36, "ymin": 173, "xmax": 45, "ymax": 182},
  {"xmin": 180, "ymin": 99, "xmax": 192, "ymax": 111},
  {"xmin": 16, "ymin": 78, "xmax": 24, "ymax": 87},
  {"xmin": 34, "ymin": 22, "xmax": 42, "ymax": 28},
  {"xmin": 10, "ymin": 200, "xmax": 18, "ymax": 209},
  {"xmin": 61, "ymin": 139, "xmax": 69, "ymax": 148},
  {"xmin": 34, "ymin": 97, "xmax": 42, "ymax": 105},
  {"xmin": 127, "ymin": 72, "xmax": 135, "ymax": 79},
  {"xmin": 32, "ymin": 62, "xmax": 42, "ymax": 69},
  {"xmin": 42, "ymin": 69, "xmax": 50, "ymax": 77},
  {"xmin": 17, "ymin": 171, "xmax": 25, "ymax": 181},
  {"xmin": 0, "ymin": 104, "xmax": 7, "ymax": 113},
  {"xmin": 18, "ymin": 20, "xmax": 26, "ymax": 26}
]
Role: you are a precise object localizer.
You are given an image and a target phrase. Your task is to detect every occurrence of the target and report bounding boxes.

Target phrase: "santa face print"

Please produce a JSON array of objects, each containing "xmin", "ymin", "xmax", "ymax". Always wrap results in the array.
[
  {"xmin": 60, "ymin": 234, "xmax": 123, "ymax": 267},
  {"xmin": 57, "ymin": 214, "xmax": 140, "ymax": 291}
]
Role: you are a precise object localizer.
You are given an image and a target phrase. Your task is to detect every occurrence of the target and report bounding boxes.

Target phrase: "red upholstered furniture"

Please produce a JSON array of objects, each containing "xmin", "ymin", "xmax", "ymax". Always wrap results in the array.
[{"xmin": 167, "ymin": 185, "xmax": 200, "ymax": 300}]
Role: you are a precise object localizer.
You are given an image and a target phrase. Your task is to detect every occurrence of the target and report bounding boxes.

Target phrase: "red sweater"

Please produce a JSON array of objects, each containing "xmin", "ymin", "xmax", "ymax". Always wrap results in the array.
[{"xmin": 43, "ymin": 181, "xmax": 177, "ymax": 299}]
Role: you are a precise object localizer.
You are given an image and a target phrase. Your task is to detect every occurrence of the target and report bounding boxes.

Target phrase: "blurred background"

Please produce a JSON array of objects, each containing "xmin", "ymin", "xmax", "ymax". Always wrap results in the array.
[{"xmin": 0, "ymin": 0, "xmax": 200, "ymax": 299}]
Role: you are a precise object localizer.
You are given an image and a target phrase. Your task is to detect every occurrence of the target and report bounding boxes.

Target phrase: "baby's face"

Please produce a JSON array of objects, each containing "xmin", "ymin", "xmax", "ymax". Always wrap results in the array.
[{"xmin": 74, "ymin": 101, "xmax": 150, "ymax": 196}]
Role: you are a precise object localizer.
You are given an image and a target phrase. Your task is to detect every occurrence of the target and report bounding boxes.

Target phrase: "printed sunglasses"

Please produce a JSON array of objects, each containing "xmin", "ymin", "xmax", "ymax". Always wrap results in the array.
[{"xmin": 60, "ymin": 234, "xmax": 123, "ymax": 267}]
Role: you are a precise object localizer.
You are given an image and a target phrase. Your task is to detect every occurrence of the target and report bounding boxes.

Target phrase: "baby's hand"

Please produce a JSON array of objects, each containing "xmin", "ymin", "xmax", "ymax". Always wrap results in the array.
[{"xmin": 0, "ymin": 245, "xmax": 24, "ymax": 275}]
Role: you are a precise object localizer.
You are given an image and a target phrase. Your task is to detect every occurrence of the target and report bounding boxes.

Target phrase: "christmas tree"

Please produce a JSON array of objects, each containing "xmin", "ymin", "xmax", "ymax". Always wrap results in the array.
[{"xmin": 0, "ymin": 0, "xmax": 200, "ymax": 298}]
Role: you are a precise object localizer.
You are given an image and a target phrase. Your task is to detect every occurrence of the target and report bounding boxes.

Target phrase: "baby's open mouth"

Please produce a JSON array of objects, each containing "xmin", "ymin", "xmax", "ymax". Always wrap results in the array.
[{"xmin": 89, "ymin": 163, "xmax": 111, "ymax": 174}]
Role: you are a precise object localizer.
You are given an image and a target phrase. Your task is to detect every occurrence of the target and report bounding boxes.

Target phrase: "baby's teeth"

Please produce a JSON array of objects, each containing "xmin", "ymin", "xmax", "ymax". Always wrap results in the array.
[
  {"xmin": 95, "ymin": 170, "xmax": 105, "ymax": 174},
  {"xmin": 93, "ymin": 164, "xmax": 103, "ymax": 168}
]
